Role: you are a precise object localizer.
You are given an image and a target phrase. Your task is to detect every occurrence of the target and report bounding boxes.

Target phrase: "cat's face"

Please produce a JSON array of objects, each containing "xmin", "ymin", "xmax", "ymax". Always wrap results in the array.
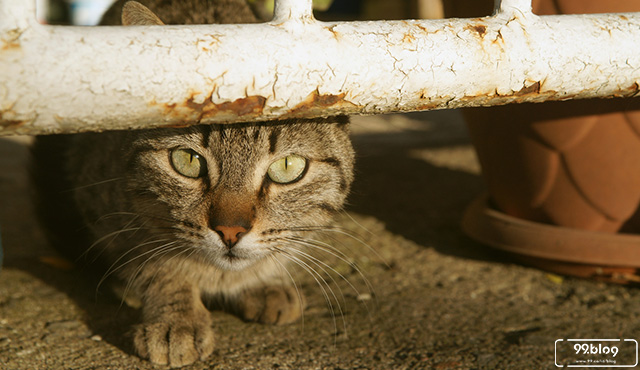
[{"xmin": 124, "ymin": 119, "xmax": 354, "ymax": 271}]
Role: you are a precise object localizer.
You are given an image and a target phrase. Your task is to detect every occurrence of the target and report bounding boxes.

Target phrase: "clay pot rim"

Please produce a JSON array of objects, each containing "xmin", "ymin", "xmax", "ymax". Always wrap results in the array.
[{"xmin": 462, "ymin": 194, "xmax": 640, "ymax": 267}]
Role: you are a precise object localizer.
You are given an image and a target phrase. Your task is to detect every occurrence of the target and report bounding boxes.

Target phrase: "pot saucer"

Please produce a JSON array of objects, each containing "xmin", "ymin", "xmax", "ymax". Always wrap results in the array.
[{"xmin": 462, "ymin": 194, "xmax": 640, "ymax": 284}]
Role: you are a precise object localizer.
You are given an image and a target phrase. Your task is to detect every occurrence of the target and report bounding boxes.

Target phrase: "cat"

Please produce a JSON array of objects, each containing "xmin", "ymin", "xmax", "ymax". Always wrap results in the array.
[{"xmin": 31, "ymin": 1, "xmax": 355, "ymax": 367}]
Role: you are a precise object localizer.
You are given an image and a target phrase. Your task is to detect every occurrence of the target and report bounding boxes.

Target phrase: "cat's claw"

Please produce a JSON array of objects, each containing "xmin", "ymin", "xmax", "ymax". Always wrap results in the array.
[
  {"xmin": 133, "ymin": 318, "xmax": 214, "ymax": 368},
  {"xmin": 236, "ymin": 285, "xmax": 306, "ymax": 325}
]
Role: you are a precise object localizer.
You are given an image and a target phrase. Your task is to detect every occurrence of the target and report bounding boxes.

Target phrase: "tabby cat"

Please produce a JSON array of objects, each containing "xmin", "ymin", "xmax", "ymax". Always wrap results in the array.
[{"xmin": 32, "ymin": 1, "xmax": 355, "ymax": 367}]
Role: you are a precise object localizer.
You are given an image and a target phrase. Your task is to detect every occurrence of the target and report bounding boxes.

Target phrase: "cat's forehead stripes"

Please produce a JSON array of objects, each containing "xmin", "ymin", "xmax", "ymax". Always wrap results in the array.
[
  {"xmin": 203, "ymin": 125, "xmax": 267, "ymax": 189},
  {"xmin": 268, "ymin": 127, "xmax": 281, "ymax": 154},
  {"xmin": 317, "ymin": 157, "xmax": 348, "ymax": 191},
  {"xmin": 200, "ymin": 124, "xmax": 213, "ymax": 148},
  {"xmin": 133, "ymin": 126, "xmax": 207, "ymax": 150}
]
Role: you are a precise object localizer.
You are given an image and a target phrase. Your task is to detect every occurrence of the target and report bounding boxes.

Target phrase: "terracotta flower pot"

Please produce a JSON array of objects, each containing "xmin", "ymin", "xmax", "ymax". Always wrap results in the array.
[
  {"xmin": 458, "ymin": 0, "xmax": 640, "ymax": 283},
  {"xmin": 465, "ymin": 100, "xmax": 640, "ymax": 233}
]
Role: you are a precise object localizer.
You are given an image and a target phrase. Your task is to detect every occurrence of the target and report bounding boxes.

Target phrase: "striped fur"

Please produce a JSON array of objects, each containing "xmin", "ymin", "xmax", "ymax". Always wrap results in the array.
[
  {"xmin": 32, "ymin": 118, "xmax": 354, "ymax": 366},
  {"xmin": 31, "ymin": 2, "xmax": 355, "ymax": 366}
]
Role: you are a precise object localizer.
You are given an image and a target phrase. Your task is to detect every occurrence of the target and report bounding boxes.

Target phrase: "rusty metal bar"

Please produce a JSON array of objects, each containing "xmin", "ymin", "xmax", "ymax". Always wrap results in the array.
[{"xmin": 1, "ymin": 0, "xmax": 639, "ymax": 135}]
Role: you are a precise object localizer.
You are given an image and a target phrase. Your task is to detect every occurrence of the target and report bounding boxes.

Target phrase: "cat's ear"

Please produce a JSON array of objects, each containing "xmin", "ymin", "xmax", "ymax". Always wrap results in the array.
[{"xmin": 122, "ymin": 1, "xmax": 165, "ymax": 26}]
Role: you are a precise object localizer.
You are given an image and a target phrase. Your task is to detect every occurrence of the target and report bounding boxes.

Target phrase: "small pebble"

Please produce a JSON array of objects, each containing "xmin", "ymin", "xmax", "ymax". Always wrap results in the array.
[
  {"xmin": 546, "ymin": 274, "xmax": 563, "ymax": 284},
  {"xmin": 45, "ymin": 320, "xmax": 83, "ymax": 331}
]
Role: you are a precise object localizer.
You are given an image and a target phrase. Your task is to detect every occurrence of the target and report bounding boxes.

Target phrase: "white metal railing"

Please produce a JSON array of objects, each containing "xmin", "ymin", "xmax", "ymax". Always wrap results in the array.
[{"xmin": 1, "ymin": 0, "xmax": 639, "ymax": 135}]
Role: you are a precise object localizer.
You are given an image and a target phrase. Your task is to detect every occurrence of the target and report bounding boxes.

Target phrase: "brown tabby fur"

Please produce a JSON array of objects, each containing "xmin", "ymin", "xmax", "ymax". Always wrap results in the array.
[{"xmin": 31, "ymin": 1, "xmax": 354, "ymax": 367}]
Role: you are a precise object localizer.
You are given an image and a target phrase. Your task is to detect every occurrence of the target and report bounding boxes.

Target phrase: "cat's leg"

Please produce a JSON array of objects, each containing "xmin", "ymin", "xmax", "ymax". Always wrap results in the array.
[
  {"xmin": 231, "ymin": 283, "xmax": 307, "ymax": 325},
  {"xmin": 133, "ymin": 280, "xmax": 214, "ymax": 367}
]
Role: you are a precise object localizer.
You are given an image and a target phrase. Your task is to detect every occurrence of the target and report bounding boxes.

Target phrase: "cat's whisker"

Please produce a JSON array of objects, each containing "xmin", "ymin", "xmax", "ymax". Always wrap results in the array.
[
  {"xmin": 313, "ymin": 225, "xmax": 390, "ymax": 270},
  {"xmin": 81, "ymin": 226, "xmax": 145, "ymax": 263},
  {"xmin": 84, "ymin": 227, "xmax": 178, "ymax": 269},
  {"xmin": 113, "ymin": 240, "xmax": 180, "ymax": 285},
  {"xmin": 338, "ymin": 210, "xmax": 376, "ymax": 237},
  {"xmin": 89, "ymin": 215, "xmax": 149, "ymax": 259},
  {"xmin": 95, "ymin": 211, "xmax": 182, "ymax": 231},
  {"xmin": 94, "ymin": 212, "xmax": 140, "ymax": 225},
  {"xmin": 97, "ymin": 237, "xmax": 174, "ymax": 293},
  {"xmin": 287, "ymin": 237, "xmax": 377, "ymax": 322},
  {"xmin": 119, "ymin": 241, "xmax": 186, "ymax": 308},
  {"xmin": 119, "ymin": 243, "xmax": 198, "ymax": 311},
  {"xmin": 284, "ymin": 238, "xmax": 371, "ymax": 307},
  {"xmin": 285, "ymin": 224, "xmax": 384, "ymax": 265},
  {"xmin": 147, "ymin": 243, "xmax": 200, "ymax": 289},
  {"xmin": 284, "ymin": 252, "xmax": 353, "ymax": 339},
  {"xmin": 63, "ymin": 177, "xmax": 125, "ymax": 192},
  {"xmin": 269, "ymin": 255, "xmax": 306, "ymax": 331},
  {"xmin": 267, "ymin": 225, "xmax": 371, "ymax": 267},
  {"xmin": 84, "ymin": 210, "xmax": 182, "ymax": 265},
  {"xmin": 276, "ymin": 252, "xmax": 337, "ymax": 331},
  {"xmin": 281, "ymin": 244, "xmax": 349, "ymax": 310},
  {"xmin": 276, "ymin": 250, "xmax": 346, "ymax": 339},
  {"xmin": 285, "ymin": 233, "xmax": 355, "ymax": 264},
  {"xmin": 124, "ymin": 244, "xmax": 207, "ymax": 311},
  {"xmin": 286, "ymin": 235, "xmax": 376, "ymax": 301}
]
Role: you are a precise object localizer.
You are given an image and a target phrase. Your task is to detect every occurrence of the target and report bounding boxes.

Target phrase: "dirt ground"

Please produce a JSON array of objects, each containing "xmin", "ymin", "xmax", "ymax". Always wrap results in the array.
[{"xmin": 0, "ymin": 110, "xmax": 638, "ymax": 370}]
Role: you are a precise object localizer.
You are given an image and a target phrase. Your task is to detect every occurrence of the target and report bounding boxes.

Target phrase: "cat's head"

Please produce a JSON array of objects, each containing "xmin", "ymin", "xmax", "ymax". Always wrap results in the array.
[
  {"xmin": 91, "ymin": 2, "xmax": 353, "ymax": 272},
  {"xmin": 126, "ymin": 119, "xmax": 354, "ymax": 271}
]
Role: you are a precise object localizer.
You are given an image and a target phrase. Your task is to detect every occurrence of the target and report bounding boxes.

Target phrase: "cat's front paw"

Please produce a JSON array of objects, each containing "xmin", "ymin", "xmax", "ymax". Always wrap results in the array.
[
  {"xmin": 133, "ymin": 317, "xmax": 214, "ymax": 368},
  {"xmin": 236, "ymin": 285, "xmax": 306, "ymax": 325}
]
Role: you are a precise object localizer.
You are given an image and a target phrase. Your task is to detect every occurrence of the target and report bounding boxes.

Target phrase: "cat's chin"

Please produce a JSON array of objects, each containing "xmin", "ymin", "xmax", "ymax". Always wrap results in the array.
[
  {"xmin": 200, "ymin": 233, "xmax": 270, "ymax": 271},
  {"xmin": 212, "ymin": 254, "xmax": 261, "ymax": 272}
]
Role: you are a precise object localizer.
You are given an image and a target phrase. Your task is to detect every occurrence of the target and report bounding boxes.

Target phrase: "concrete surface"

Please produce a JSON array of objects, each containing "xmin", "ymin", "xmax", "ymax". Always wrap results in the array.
[{"xmin": 0, "ymin": 110, "xmax": 638, "ymax": 369}]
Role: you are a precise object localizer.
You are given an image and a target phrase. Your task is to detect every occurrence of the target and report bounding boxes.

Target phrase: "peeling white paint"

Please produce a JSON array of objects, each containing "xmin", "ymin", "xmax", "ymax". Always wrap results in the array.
[{"xmin": 1, "ymin": 0, "xmax": 640, "ymax": 134}]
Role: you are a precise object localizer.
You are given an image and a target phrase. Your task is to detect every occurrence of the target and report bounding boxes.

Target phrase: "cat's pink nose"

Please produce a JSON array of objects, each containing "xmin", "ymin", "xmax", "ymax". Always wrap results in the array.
[{"xmin": 214, "ymin": 225, "xmax": 248, "ymax": 248}]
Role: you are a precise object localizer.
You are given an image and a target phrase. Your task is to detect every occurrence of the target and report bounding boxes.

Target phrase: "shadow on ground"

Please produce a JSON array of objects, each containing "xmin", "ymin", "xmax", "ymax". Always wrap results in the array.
[
  {"xmin": 1, "ymin": 111, "xmax": 639, "ymax": 370},
  {"xmin": 348, "ymin": 111, "xmax": 507, "ymax": 262},
  {"xmin": 0, "ymin": 136, "xmax": 141, "ymax": 361}
]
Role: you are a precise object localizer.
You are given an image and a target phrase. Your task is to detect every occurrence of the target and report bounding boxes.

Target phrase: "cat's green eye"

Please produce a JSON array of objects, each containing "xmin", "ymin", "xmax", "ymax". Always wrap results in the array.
[
  {"xmin": 171, "ymin": 148, "xmax": 206, "ymax": 178},
  {"xmin": 267, "ymin": 155, "xmax": 307, "ymax": 184}
]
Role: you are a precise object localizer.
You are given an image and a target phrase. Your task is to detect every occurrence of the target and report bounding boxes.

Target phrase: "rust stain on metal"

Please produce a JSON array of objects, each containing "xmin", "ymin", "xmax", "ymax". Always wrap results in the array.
[
  {"xmin": 465, "ymin": 21, "xmax": 487, "ymax": 37},
  {"xmin": 0, "ymin": 118, "xmax": 27, "ymax": 130},
  {"xmin": 327, "ymin": 25, "xmax": 340, "ymax": 40},
  {"xmin": 290, "ymin": 91, "xmax": 343, "ymax": 112},
  {"xmin": 415, "ymin": 89, "xmax": 444, "ymax": 111},
  {"xmin": 1, "ymin": 29, "xmax": 23, "ymax": 51},
  {"xmin": 196, "ymin": 35, "xmax": 220, "ymax": 52},
  {"xmin": 493, "ymin": 30, "xmax": 504, "ymax": 45},
  {"xmin": 163, "ymin": 121, "xmax": 192, "ymax": 129},
  {"xmin": 1, "ymin": 40, "xmax": 20, "ymax": 51},
  {"xmin": 402, "ymin": 31, "xmax": 415, "ymax": 44},
  {"xmin": 454, "ymin": 83, "xmax": 566, "ymax": 108},
  {"xmin": 401, "ymin": 20, "xmax": 416, "ymax": 42},
  {"xmin": 284, "ymin": 90, "xmax": 357, "ymax": 118},
  {"xmin": 190, "ymin": 95, "xmax": 266, "ymax": 117},
  {"xmin": 415, "ymin": 22, "xmax": 443, "ymax": 35},
  {"xmin": 416, "ymin": 101, "xmax": 441, "ymax": 111},
  {"xmin": 515, "ymin": 81, "xmax": 541, "ymax": 96},
  {"xmin": 152, "ymin": 92, "xmax": 266, "ymax": 126},
  {"xmin": 158, "ymin": 90, "xmax": 355, "ymax": 125},
  {"xmin": 0, "ymin": 108, "xmax": 28, "ymax": 130},
  {"xmin": 473, "ymin": 25, "xmax": 487, "ymax": 37},
  {"xmin": 613, "ymin": 82, "xmax": 640, "ymax": 98}
]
